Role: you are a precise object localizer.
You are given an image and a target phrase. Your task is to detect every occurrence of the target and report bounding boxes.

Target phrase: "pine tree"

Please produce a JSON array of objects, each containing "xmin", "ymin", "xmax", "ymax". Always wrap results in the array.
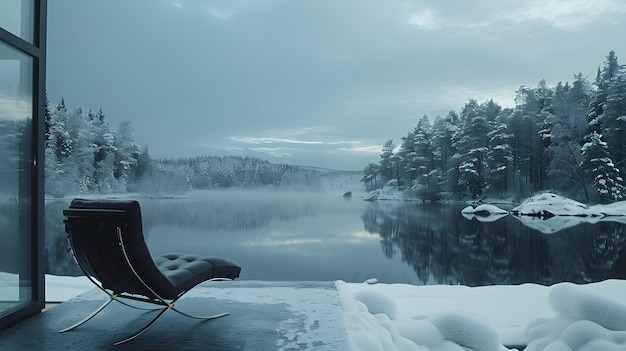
[
  {"xmin": 379, "ymin": 139, "xmax": 395, "ymax": 184},
  {"xmin": 455, "ymin": 99, "xmax": 490, "ymax": 197},
  {"xmin": 541, "ymin": 77, "xmax": 591, "ymax": 200},
  {"xmin": 399, "ymin": 115, "xmax": 432, "ymax": 185},
  {"xmin": 587, "ymin": 51, "xmax": 621, "ymax": 146},
  {"xmin": 114, "ymin": 121, "xmax": 140, "ymax": 183},
  {"xmin": 360, "ymin": 162, "xmax": 380, "ymax": 191},
  {"xmin": 581, "ymin": 132, "xmax": 624, "ymax": 203},
  {"xmin": 397, "ymin": 128, "xmax": 417, "ymax": 183},
  {"xmin": 133, "ymin": 147, "xmax": 152, "ymax": 182},
  {"xmin": 432, "ymin": 111, "xmax": 460, "ymax": 193},
  {"xmin": 48, "ymin": 99, "xmax": 72, "ymax": 161},
  {"xmin": 70, "ymin": 108, "xmax": 96, "ymax": 192},
  {"xmin": 600, "ymin": 64, "xmax": 626, "ymax": 174},
  {"xmin": 486, "ymin": 122, "xmax": 513, "ymax": 193}
]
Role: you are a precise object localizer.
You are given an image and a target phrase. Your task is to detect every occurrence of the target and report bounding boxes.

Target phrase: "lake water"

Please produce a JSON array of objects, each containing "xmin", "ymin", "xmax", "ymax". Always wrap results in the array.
[{"xmin": 45, "ymin": 190, "xmax": 626, "ymax": 286}]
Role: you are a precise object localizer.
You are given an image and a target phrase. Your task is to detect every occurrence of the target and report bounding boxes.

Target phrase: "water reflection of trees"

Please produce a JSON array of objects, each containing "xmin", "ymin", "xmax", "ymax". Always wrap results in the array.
[{"xmin": 362, "ymin": 202, "xmax": 626, "ymax": 286}]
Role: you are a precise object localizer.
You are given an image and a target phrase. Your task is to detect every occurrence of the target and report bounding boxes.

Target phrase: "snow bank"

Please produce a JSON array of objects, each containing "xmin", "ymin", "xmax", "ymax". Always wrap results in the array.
[
  {"xmin": 338, "ymin": 280, "xmax": 626, "ymax": 351},
  {"xmin": 526, "ymin": 282, "xmax": 626, "ymax": 351},
  {"xmin": 338, "ymin": 281, "xmax": 513, "ymax": 351}
]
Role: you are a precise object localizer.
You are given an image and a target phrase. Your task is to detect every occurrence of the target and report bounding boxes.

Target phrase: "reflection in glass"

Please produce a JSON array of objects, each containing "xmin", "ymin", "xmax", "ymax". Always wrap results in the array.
[
  {"xmin": 0, "ymin": 40, "xmax": 33, "ymax": 317},
  {"xmin": 0, "ymin": 0, "xmax": 35, "ymax": 44}
]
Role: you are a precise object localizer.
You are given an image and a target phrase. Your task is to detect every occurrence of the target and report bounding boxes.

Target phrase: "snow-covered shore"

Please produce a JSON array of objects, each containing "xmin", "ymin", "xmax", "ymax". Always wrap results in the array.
[{"xmin": 338, "ymin": 279, "xmax": 626, "ymax": 351}]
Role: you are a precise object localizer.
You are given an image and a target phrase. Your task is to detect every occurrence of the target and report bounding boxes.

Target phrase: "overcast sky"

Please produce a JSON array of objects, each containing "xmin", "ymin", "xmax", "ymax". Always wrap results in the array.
[{"xmin": 46, "ymin": 0, "xmax": 626, "ymax": 170}]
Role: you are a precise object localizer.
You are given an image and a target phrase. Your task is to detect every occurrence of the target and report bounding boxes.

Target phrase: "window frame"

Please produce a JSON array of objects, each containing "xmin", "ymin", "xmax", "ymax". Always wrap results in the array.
[{"xmin": 0, "ymin": 0, "xmax": 46, "ymax": 330}]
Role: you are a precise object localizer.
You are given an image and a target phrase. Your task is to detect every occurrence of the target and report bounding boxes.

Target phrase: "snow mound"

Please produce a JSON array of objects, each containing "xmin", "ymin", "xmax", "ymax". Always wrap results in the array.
[
  {"xmin": 511, "ymin": 193, "xmax": 595, "ymax": 217},
  {"xmin": 337, "ymin": 281, "xmax": 511, "ymax": 351},
  {"xmin": 353, "ymin": 289, "xmax": 398, "ymax": 320},
  {"xmin": 510, "ymin": 192, "xmax": 626, "ymax": 233},
  {"xmin": 548, "ymin": 283, "xmax": 626, "ymax": 331},
  {"xmin": 430, "ymin": 311, "xmax": 503, "ymax": 351},
  {"xmin": 526, "ymin": 283, "xmax": 626, "ymax": 351}
]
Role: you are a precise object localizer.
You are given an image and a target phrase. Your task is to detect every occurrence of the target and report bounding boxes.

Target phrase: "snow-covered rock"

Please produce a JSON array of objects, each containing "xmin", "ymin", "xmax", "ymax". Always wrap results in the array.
[
  {"xmin": 511, "ymin": 193, "xmax": 597, "ymax": 217},
  {"xmin": 462, "ymin": 204, "xmax": 509, "ymax": 216},
  {"xmin": 510, "ymin": 192, "xmax": 626, "ymax": 233},
  {"xmin": 461, "ymin": 204, "xmax": 509, "ymax": 222}
]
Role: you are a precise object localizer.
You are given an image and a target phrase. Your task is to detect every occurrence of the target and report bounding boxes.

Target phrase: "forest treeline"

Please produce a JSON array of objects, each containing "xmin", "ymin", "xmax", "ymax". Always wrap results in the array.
[
  {"xmin": 362, "ymin": 51, "xmax": 626, "ymax": 204},
  {"xmin": 44, "ymin": 99, "xmax": 322, "ymax": 196}
]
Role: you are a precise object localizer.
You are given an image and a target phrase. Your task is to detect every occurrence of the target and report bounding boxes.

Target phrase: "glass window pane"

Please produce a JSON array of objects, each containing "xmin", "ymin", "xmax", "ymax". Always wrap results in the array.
[
  {"xmin": 0, "ymin": 0, "xmax": 35, "ymax": 44},
  {"xmin": 0, "ymin": 40, "xmax": 33, "ymax": 317}
]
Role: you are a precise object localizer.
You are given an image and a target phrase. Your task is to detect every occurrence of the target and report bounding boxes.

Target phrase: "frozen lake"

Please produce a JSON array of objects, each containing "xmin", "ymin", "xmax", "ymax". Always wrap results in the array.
[{"xmin": 45, "ymin": 190, "xmax": 626, "ymax": 285}]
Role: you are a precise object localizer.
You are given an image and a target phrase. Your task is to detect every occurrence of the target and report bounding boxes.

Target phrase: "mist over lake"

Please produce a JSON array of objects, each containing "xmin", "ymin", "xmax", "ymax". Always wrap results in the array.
[{"xmin": 45, "ymin": 190, "xmax": 626, "ymax": 285}]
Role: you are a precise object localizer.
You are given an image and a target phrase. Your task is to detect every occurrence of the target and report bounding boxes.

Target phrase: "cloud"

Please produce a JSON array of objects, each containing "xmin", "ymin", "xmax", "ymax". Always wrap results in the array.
[
  {"xmin": 206, "ymin": 7, "xmax": 233, "ymax": 20},
  {"xmin": 335, "ymin": 145, "xmax": 383, "ymax": 154},
  {"xmin": 229, "ymin": 127, "xmax": 362, "ymax": 146},
  {"xmin": 503, "ymin": 0, "xmax": 626, "ymax": 29},
  {"xmin": 249, "ymin": 147, "xmax": 294, "ymax": 158},
  {"xmin": 408, "ymin": 0, "xmax": 626, "ymax": 32},
  {"xmin": 231, "ymin": 136, "xmax": 326, "ymax": 145},
  {"xmin": 408, "ymin": 9, "xmax": 439, "ymax": 30},
  {"xmin": 407, "ymin": 6, "xmax": 493, "ymax": 31}
]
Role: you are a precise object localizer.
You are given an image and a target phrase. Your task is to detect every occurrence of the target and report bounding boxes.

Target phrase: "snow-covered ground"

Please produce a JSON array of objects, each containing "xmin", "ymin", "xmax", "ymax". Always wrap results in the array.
[
  {"xmin": 42, "ymin": 275, "xmax": 626, "ymax": 351},
  {"xmin": 339, "ymin": 279, "xmax": 626, "ymax": 351}
]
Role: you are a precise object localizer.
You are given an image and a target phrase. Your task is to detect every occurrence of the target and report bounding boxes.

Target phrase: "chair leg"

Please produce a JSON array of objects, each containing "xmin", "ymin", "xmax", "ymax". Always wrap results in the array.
[
  {"xmin": 113, "ymin": 307, "xmax": 169, "ymax": 345},
  {"xmin": 171, "ymin": 307, "xmax": 229, "ymax": 320},
  {"xmin": 59, "ymin": 298, "xmax": 114, "ymax": 333},
  {"xmin": 59, "ymin": 290, "xmax": 230, "ymax": 345}
]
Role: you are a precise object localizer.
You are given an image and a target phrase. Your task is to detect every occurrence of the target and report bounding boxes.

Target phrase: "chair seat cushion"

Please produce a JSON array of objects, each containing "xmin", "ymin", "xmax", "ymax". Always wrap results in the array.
[{"xmin": 154, "ymin": 254, "xmax": 241, "ymax": 297}]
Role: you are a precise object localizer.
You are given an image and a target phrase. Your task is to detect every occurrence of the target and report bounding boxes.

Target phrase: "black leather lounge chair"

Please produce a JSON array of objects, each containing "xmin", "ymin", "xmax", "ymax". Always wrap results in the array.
[{"xmin": 60, "ymin": 199, "xmax": 241, "ymax": 345}]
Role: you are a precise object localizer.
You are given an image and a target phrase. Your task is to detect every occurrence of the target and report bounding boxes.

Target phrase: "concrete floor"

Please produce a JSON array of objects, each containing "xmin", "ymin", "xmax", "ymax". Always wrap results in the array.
[{"xmin": 0, "ymin": 281, "xmax": 349, "ymax": 351}]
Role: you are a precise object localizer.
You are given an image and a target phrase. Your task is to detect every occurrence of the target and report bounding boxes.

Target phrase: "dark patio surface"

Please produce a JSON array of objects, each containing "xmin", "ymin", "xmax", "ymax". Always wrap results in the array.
[{"xmin": 0, "ymin": 281, "xmax": 349, "ymax": 351}]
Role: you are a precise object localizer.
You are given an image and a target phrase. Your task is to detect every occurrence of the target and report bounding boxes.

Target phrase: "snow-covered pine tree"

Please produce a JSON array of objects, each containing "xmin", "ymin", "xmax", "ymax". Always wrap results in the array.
[
  {"xmin": 360, "ymin": 162, "xmax": 380, "ymax": 191},
  {"xmin": 486, "ymin": 122, "xmax": 513, "ymax": 194},
  {"xmin": 581, "ymin": 131, "xmax": 624, "ymax": 203},
  {"xmin": 114, "ymin": 121, "xmax": 140, "ymax": 186},
  {"xmin": 600, "ymin": 63, "xmax": 626, "ymax": 175},
  {"xmin": 45, "ymin": 100, "xmax": 75, "ymax": 195},
  {"xmin": 432, "ymin": 111, "xmax": 460, "ymax": 193},
  {"xmin": 397, "ymin": 128, "xmax": 417, "ymax": 183},
  {"xmin": 70, "ymin": 109, "xmax": 97, "ymax": 193},
  {"xmin": 587, "ymin": 51, "xmax": 621, "ymax": 154},
  {"xmin": 379, "ymin": 139, "xmax": 395, "ymax": 184},
  {"xmin": 544, "ymin": 77, "xmax": 592, "ymax": 201},
  {"xmin": 455, "ymin": 99, "xmax": 490, "ymax": 197}
]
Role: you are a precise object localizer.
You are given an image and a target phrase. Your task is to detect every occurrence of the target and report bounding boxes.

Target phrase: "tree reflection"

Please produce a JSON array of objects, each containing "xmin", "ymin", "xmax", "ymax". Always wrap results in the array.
[{"xmin": 361, "ymin": 202, "xmax": 626, "ymax": 286}]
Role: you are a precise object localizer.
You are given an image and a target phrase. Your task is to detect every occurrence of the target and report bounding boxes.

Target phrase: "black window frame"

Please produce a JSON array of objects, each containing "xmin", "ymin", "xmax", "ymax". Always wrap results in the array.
[{"xmin": 0, "ymin": 0, "xmax": 47, "ymax": 330}]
